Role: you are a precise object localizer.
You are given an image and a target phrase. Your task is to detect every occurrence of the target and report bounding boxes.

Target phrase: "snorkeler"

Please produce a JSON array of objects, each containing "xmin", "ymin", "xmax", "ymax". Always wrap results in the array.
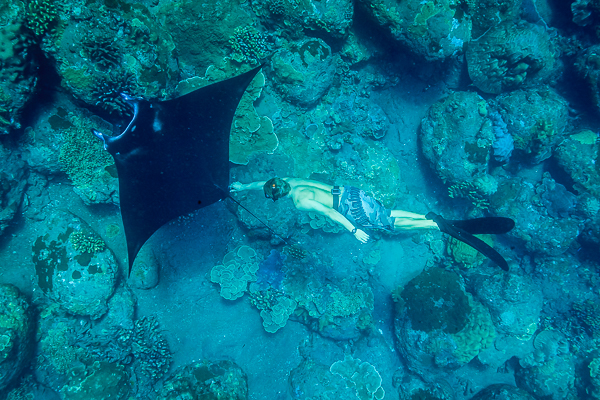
[{"xmin": 230, "ymin": 177, "xmax": 515, "ymax": 270}]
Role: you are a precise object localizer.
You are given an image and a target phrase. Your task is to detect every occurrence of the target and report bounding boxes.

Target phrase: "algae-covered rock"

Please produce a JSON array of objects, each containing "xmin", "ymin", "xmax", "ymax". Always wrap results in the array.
[
  {"xmin": 61, "ymin": 361, "xmax": 131, "ymax": 400},
  {"xmin": 159, "ymin": 360, "xmax": 248, "ymax": 400},
  {"xmin": 515, "ymin": 353, "xmax": 576, "ymax": 399},
  {"xmin": 471, "ymin": 384, "xmax": 536, "ymax": 400},
  {"xmin": 158, "ymin": 0, "xmax": 256, "ymax": 76},
  {"xmin": 47, "ymin": 0, "xmax": 179, "ymax": 114},
  {"xmin": 467, "ymin": 22, "xmax": 559, "ymax": 94},
  {"xmin": 252, "ymin": 0, "xmax": 353, "ymax": 39},
  {"xmin": 399, "ymin": 268, "xmax": 471, "ymax": 335},
  {"xmin": 495, "ymin": 87, "xmax": 569, "ymax": 164},
  {"xmin": 0, "ymin": 1, "xmax": 38, "ymax": 134},
  {"xmin": 0, "ymin": 144, "xmax": 27, "ymax": 234},
  {"xmin": 0, "ymin": 285, "xmax": 32, "ymax": 392},
  {"xmin": 271, "ymin": 38, "xmax": 337, "ymax": 107},
  {"xmin": 394, "ymin": 268, "xmax": 497, "ymax": 371},
  {"xmin": 555, "ymin": 130, "xmax": 600, "ymax": 199},
  {"xmin": 357, "ymin": 0, "xmax": 471, "ymax": 61},
  {"xmin": 519, "ymin": 329, "xmax": 570, "ymax": 369},
  {"xmin": 31, "ymin": 211, "xmax": 118, "ymax": 319},
  {"xmin": 420, "ymin": 91, "xmax": 496, "ymax": 203},
  {"xmin": 471, "ymin": 272, "xmax": 543, "ymax": 340},
  {"xmin": 489, "ymin": 176, "xmax": 582, "ymax": 256},
  {"xmin": 575, "ymin": 44, "xmax": 600, "ymax": 114},
  {"xmin": 128, "ymin": 244, "xmax": 160, "ymax": 290}
]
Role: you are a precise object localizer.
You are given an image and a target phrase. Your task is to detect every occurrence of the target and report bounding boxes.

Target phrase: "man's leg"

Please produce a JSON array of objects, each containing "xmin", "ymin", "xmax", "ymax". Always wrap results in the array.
[{"xmin": 391, "ymin": 210, "xmax": 439, "ymax": 230}]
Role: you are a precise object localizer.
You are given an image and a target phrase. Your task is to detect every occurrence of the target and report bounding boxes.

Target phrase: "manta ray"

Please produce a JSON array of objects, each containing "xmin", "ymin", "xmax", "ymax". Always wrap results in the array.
[{"xmin": 92, "ymin": 67, "xmax": 262, "ymax": 274}]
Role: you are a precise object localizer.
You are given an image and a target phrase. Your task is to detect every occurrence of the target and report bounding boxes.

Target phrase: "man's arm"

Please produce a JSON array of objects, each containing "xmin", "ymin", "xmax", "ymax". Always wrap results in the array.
[{"xmin": 230, "ymin": 181, "xmax": 267, "ymax": 192}]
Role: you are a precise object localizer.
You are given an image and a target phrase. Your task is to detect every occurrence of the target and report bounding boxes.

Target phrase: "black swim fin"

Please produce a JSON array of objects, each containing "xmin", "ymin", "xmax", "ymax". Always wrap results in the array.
[
  {"xmin": 442, "ymin": 217, "xmax": 515, "ymax": 235},
  {"xmin": 426, "ymin": 212, "xmax": 513, "ymax": 271}
]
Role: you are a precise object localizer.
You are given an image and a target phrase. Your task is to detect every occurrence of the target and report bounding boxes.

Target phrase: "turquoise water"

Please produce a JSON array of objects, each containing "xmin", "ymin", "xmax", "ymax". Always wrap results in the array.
[{"xmin": 1, "ymin": 0, "xmax": 600, "ymax": 399}]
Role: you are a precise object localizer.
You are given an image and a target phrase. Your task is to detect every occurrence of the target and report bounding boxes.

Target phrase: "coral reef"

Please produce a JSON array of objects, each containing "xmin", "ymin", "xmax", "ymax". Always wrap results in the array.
[
  {"xmin": 25, "ymin": 0, "xmax": 57, "ymax": 36},
  {"xmin": 330, "ymin": 355, "xmax": 385, "ymax": 400},
  {"xmin": 0, "ymin": 285, "xmax": 32, "ymax": 392},
  {"xmin": 489, "ymin": 176, "xmax": 583, "ymax": 256},
  {"xmin": 0, "ymin": 144, "xmax": 27, "ymax": 234},
  {"xmin": 253, "ymin": 0, "xmax": 353, "ymax": 39},
  {"xmin": 61, "ymin": 361, "xmax": 131, "ymax": 400},
  {"xmin": 229, "ymin": 26, "xmax": 268, "ymax": 65},
  {"xmin": 471, "ymin": 272, "xmax": 543, "ymax": 340},
  {"xmin": 394, "ymin": 268, "xmax": 497, "ymax": 372},
  {"xmin": 300, "ymin": 211, "xmax": 345, "ymax": 234},
  {"xmin": 515, "ymin": 353, "xmax": 576, "ymax": 399},
  {"xmin": 446, "ymin": 234, "xmax": 493, "ymax": 268},
  {"xmin": 210, "ymin": 245, "xmax": 260, "ymax": 300},
  {"xmin": 31, "ymin": 211, "xmax": 118, "ymax": 319},
  {"xmin": 271, "ymin": 38, "xmax": 338, "ymax": 107},
  {"xmin": 289, "ymin": 356, "xmax": 384, "ymax": 400},
  {"xmin": 249, "ymin": 285, "xmax": 297, "ymax": 333},
  {"xmin": 46, "ymin": 0, "xmax": 179, "ymax": 112},
  {"xmin": 2, "ymin": 0, "xmax": 600, "ymax": 398},
  {"xmin": 489, "ymin": 111, "xmax": 514, "ymax": 164},
  {"xmin": 466, "ymin": 22, "xmax": 559, "ymax": 94},
  {"xmin": 575, "ymin": 44, "xmax": 600, "ymax": 113},
  {"xmin": 159, "ymin": 360, "xmax": 248, "ymax": 400},
  {"xmin": 256, "ymin": 249, "xmax": 286, "ymax": 290},
  {"xmin": 357, "ymin": 0, "xmax": 471, "ymax": 60},
  {"xmin": 494, "ymin": 87, "xmax": 569, "ymax": 164},
  {"xmin": 420, "ymin": 91, "xmax": 496, "ymax": 195},
  {"xmin": 117, "ymin": 316, "xmax": 171, "ymax": 394},
  {"xmin": 470, "ymin": 384, "xmax": 536, "ymax": 400},
  {"xmin": 57, "ymin": 110, "xmax": 118, "ymax": 205},
  {"xmin": 0, "ymin": 2, "xmax": 38, "ymax": 134}
]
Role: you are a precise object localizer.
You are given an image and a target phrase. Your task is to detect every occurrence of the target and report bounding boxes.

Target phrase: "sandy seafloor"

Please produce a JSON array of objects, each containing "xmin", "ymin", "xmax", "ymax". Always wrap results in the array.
[{"xmin": 0, "ymin": 73, "xmax": 465, "ymax": 399}]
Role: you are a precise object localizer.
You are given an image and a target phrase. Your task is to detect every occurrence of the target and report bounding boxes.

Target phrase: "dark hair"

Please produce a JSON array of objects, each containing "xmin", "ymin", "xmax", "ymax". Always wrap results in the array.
[{"xmin": 263, "ymin": 178, "xmax": 291, "ymax": 201}]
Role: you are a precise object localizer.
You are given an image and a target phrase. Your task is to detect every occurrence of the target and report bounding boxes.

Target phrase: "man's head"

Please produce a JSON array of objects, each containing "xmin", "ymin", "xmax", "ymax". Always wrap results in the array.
[{"xmin": 263, "ymin": 178, "xmax": 291, "ymax": 201}]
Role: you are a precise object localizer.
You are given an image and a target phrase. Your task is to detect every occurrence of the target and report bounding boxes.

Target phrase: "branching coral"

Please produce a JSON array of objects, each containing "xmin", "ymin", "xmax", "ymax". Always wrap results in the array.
[
  {"xmin": 83, "ymin": 35, "xmax": 121, "ymax": 70},
  {"xmin": 58, "ymin": 122, "xmax": 114, "ymax": 189},
  {"xmin": 70, "ymin": 229, "xmax": 106, "ymax": 254},
  {"xmin": 448, "ymin": 182, "xmax": 490, "ymax": 210},
  {"xmin": 91, "ymin": 72, "xmax": 135, "ymax": 116},
  {"xmin": 25, "ymin": 0, "xmax": 57, "ymax": 36},
  {"xmin": 229, "ymin": 26, "xmax": 268, "ymax": 65}
]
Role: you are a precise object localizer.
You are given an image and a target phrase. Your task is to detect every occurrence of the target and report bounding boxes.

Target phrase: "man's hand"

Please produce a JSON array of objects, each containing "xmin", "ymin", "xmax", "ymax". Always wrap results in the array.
[
  {"xmin": 354, "ymin": 229, "xmax": 370, "ymax": 243},
  {"xmin": 230, "ymin": 182, "xmax": 244, "ymax": 192}
]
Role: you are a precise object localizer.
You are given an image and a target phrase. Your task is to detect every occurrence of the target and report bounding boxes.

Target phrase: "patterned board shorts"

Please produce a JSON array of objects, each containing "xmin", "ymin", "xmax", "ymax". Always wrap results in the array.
[{"xmin": 335, "ymin": 186, "xmax": 395, "ymax": 232}]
